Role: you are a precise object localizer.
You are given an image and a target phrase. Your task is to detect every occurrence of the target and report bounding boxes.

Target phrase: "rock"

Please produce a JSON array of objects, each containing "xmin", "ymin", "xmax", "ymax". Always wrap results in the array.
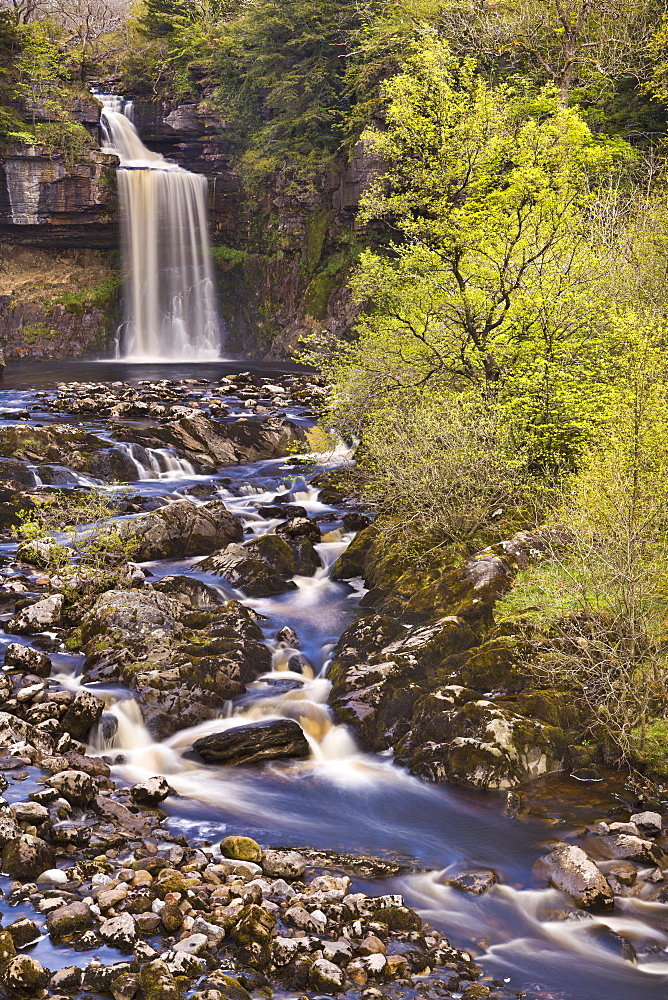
[
  {"xmin": 261, "ymin": 849, "xmax": 306, "ymax": 879},
  {"xmin": 0, "ymin": 711, "xmax": 55, "ymax": 755},
  {"xmin": 49, "ymin": 966, "xmax": 82, "ymax": 994},
  {"xmin": 47, "ymin": 901, "xmax": 95, "ymax": 939},
  {"xmin": 36, "ymin": 868, "xmax": 68, "ymax": 886},
  {"xmin": 152, "ymin": 575, "xmax": 224, "ymax": 610},
  {"xmin": 6, "ymin": 918, "xmax": 40, "ymax": 948},
  {"xmin": 276, "ymin": 626, "xmax": 300, "ymax": 648},
  {"xmin": 0, "ymin": 955, "xmax": 49, "ymax": 994},
  {"xmin": 173, "ymin": 933, "xmax": 208, "ymax": 955},
  {"xmin": 0, "ymin": 803, "xmax": 21, "ymax": 846},
  {"xmin": 3, "ymin": 643, "xmax": 51, "ymax": 677},
  {"xmin": 220, "ymin": 836, "xmax": 263, "ymax": 864},
  {"xmin": 599, "ymin": 833, "xmax": 663, "ymax": 864},
  {"xmin": 197, "ymin": 975, "xmax": 252, "ymax": 1000},
  {"xmin": 443, "ymin": 868, "xmax": 497, "ymax": 895},
  {"xmin": 110, "ymin": 971, "xmax": 140, "ymax": 1000},
  {"xmin": 7, "ymin": 593, "xmax": 64, "ymax": 634},
  {"xmin": 630, "ymin": 811, "xmax": 662, "ymax": 837},
  {"xmin": 543, "ymin": 844, "xmax": 614, "ymax": 911},
  {"xmin": 193, "ymin": 719, "xmax": 310, "ymax": 765},
  {"xmin": 199, "ymin": 543, "xmax": 297, "ymax": 597},
  {"xmin": 99, "ymin": 913, "xmax": 138, "ymax": 952},
  {"xmin": 2, "ymin": 834, "xmax": 55, "ymax": 880},
  {"xmin": 309, "ymin": 958, "xmax": 346, "ymax": 992},
  {"xmin": 59, "ymin": 689, "xmax": 104, "ymax": 740},
  {"xmin": 46, "ymin": 769, "xmax": 96, "ymax": 805},
  {"xmin": 139, "ymin": 959, "xmax": 180, "ymax": 1000},
  {"xmin": 130, "ymin": 776, "xmax": 171, "ymax": 806},
  {"xmin": 118, "ymin": 500, "xmax": 243, "ymax": 561}
]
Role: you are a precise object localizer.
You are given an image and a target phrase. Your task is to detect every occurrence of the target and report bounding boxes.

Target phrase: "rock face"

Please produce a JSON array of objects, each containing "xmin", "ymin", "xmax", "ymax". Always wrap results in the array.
[
  {"xmin": 543, "ymin": 844, "xmax": 614, "ymax": 911},
  {"xmin": 193, "ymin": 719, "xmax": 311, "ymax": 765}
]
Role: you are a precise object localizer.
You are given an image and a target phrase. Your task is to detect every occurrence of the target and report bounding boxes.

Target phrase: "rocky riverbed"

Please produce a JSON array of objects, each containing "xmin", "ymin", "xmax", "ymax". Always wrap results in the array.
[{"xmin": 0, "ymin": 363, "xmax": 666, "ymax": 1000}]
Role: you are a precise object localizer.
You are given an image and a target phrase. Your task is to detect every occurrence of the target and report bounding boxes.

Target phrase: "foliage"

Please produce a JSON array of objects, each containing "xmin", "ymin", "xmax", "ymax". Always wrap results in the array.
[{"xmin": 13, "ymin": 488, "xmax": 139, "ymax": 597}]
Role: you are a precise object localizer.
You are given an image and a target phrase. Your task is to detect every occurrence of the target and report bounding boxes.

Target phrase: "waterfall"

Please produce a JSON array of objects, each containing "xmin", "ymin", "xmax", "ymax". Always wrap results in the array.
[{"xmin": 97, "ymin": 94, "xmax": 221, "ymax": 361}]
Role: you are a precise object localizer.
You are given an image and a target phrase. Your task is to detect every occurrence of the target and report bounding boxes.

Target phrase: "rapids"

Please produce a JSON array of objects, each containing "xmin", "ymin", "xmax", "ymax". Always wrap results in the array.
[{"xmin": 0, "ymin": 361, "xmax": 667, "ymax": 1000}]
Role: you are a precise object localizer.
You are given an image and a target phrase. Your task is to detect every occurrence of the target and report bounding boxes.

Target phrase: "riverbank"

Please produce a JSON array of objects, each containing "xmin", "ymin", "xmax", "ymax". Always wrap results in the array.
[{"xmin": 0, "ymin": 363, "xmax": 666, "ymax": 1000}]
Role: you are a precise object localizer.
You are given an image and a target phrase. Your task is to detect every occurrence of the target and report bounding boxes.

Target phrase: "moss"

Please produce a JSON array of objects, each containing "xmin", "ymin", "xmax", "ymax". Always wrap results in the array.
[
  {"xmin": 211, "ymin": 245, "xmax": 250, "ymax": 269},
  {"xmin": 634, "ymin": 719, "xmax": 668, "ymax": 778},
  {"xmin": 305, "ymin": 209, "xmax": 333, "ymax": 273},
  {"xmin": 20, "ymin": 324, "xmax": 53, "ymax": 344}
]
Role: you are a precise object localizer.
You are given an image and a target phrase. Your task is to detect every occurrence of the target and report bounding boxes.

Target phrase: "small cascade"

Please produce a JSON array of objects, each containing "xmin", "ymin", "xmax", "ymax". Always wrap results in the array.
[
  {"xmin": 96, "ymin": 93, "xmax": 221, "ymax": 361},
  {"xmin": 116, "ymin": 441, "xmax": 196, "ymax": 480}
]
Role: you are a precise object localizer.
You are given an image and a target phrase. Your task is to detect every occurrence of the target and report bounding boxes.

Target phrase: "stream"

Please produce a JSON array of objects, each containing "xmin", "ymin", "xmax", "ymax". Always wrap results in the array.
[{"xmin": 1, "ymin": 361, "xmax": 667, "ymax": 1000}]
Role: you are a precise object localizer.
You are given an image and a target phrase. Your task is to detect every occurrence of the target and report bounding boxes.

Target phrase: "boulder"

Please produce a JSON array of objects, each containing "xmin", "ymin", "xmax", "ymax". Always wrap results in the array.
[
  {"xmin": 118, "ymin": 500, "xmax": 242, "ymax": 561},
  {"xmin": 2, "ymin": 834, "xmax": 55, "ymax": 880},
  {"xmin": 139, "ymin": 959, "xmax": 179, "ymax": 1000},
  {"xmin": 99, "ymin": 913, "xmax": 138, "ymax": 952},
  {"xmin": 0, "ymin": 955, "xmax": 49, "ymax": 994},
  {"xmin": 261, "ymin": 849, "xmax": 306, "ymax": 879},
  {"xmin": 47, "ymin": 901, "xmax": 95, "ymax": 940},
  {"xmin": 220, "ymin": 836, "xmax": 263, "ymax": 864},
  {"xmin": 59, "ymin": 689, "xmax": 104, "ymax": 740},
  {"xmin": 599, "ymin": 833, "xmax": 663, "ymax": 865},
  {"xmin": 630, "ymin": 811, "xmax": 662, "ymax": 837},
  {"xmin": 46, "ymin": 769, "xmax": 96, "ymax": 805},
  {"xmin": 151, "ymin": 575, "xmax": 224, "ymax": 610},
  {"xmin": 443, "ymin": 869, "xmax": 497, "ymax": 895},
  {"xmin": 0, "ymin": 711, "xmax": 55, "ymax": 755},
  {"xmin": 6, "ymin": 593, "xmax": 64, "ymax": 634},
  {"xmin": 543, "ymin": 844, "xmax": 614, "ymax": 911},
  {"xmin": 130, "ymin": 775, "xmax": 171, "ymax": 806},
  {"xmin": 309, "ymin": 958, "xmax": 345, "ymax": 992},
  {"xmin": 199, "ymin": 544, "xmax": 297, "ymax": 597},
  {"xmin": 3, "ymin": 643, "xmax": 51, "ymax": 677},
  {"xmin": 0, "ymin": 804, "xmax": 20, "ymax": 846},
  {"xmin": 193, "ymin": 719, "xmax": 311, "ymax": 765}
]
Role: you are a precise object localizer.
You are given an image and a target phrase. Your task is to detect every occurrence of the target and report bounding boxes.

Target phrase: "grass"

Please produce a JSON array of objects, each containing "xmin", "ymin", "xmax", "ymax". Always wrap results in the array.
[{"xmin": 495, "ymin": 558, "xmax": 588, "ymax": 625}]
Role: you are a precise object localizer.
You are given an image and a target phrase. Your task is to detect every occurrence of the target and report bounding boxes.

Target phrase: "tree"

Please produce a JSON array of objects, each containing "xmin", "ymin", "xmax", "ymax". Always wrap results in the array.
[
  {"xmin": 440, "ymin": 0, "xmax": 667, "ymax": 107},
  {"xmin": 58, "ymin": 0, "xmax": 130, "ymax": 77}
]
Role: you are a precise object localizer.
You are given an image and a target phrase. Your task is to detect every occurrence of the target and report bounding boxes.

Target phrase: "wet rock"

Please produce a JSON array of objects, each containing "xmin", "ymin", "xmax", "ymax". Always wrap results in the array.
[
  {"xmin": 220, "ymin": 835, "xmax": 263, "ymax": 864},
  {"xmin": 2, "ymin": 833, "xmax": 55, "ymax": 880},
  {"xmin": 51, "ymin": 819, "xmax": 91, "ymax": 847},
  {"xmin": 49, "ymin": 966, "xmax": 82, "ymax": 994},
  {"xmin": 630, "ymin": 811, "xmax": 662, "ymax": 837},
  {"xmin": 139, "ymin": 959, "xmax": 180, "ymax": 1000},
  {"xmin": 7, "ymin": 593, "xmax": 64, "ymax": 634},
  {"xmin": 199, "ymin": 543, "xmax": 297, "ymax": 597},
  {"xmin": 0, "ymin": 955, "xmax": 49, "ymax": 994},
  {"xmin": 118, "ymin": 500, "xmax": 243, "ymax": 561},
  {"xmin": 261, "ymin": 849, "xmax": 306, "ymax": 879},
  {"xmin": 152, "ymin": 575, "xmax": 224, "ymax": 610},
  {"xmin": 582, "ymin": 924, "xmax": 636, "ymax": 962},
  {"xmin": 599, "ymin": 833, "xmax": 663, "ymax": 865},
  {"xmin": 276, "ymin": 626, "xmax": 300, "ymax": 648},
  {"xmin": 3, "ymin": 643, "xmax": 51, "ymax": 677},
  {"xmin": 0, "ymin": 803, "xmax": 21, "ymax": 845},
  {"xmin": 193, "ymin": 719, "xmax": 311, "ymax": 765},
  {"xmin": 46, "ymin": 769, "xmax": 96, "ymax": 805},
  {"xmin": 0, "ymin": 711, "xmax": 55, "ymax": 755},
  {"xmin": 6, "ymin": 917, "xmax": 41, "ymax": 948},
  {"xmin": 443, "ymin": 869, "xmax": 497, "ymax": 895},
  {"xmin": 309, "ymin": 958, "xmax": 345, "ymax": 992},
  {"xmin": 59, "ymin": 689, "xmax": 104, "ymax": 740},
  {"xmin": 131, "ymin": 775, "xmax": 171, "ymax": 806},
  {"xmin": 47, "ymin": 901, "xmax": 95, "ymax": 939},
  {"xmin": 276, "ymin": 516, "xmax": 321, "ymax": 543},
  {"xmin": 99, "ymin": 913, "xmax": 138, "ymax": 952},
  {"xmin": 543, "ymin": 844, "xmax": 614, "ymax": 911}
]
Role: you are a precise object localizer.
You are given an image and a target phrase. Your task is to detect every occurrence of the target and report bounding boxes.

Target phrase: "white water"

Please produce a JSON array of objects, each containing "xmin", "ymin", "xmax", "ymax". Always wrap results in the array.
[
  {"xmin": 97, "ymin": 95, "xmax": 221, "ymax": 362},
  {"xmin": 115, "ymin": 441, "xmax": 196, "ymax": 480}
]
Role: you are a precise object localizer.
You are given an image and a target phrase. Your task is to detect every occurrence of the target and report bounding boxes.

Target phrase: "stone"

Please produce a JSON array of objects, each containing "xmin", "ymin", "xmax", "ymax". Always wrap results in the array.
[
  {"xmin": 543, "ymin": 844, "xmax": 614, "ymax": 910},
  {"xmin": 99, "ymin": 913, "xmax": 138, "ymax": 952},
  {"xmin": 220, "ymin": 835, "xmax": 263, "ymax": 864},
  {"xmin": 443, "ymin": 868, "xmax": 497, "ymax": 895},
  {"xmin": 7, "ymin": 593, "xmax": 64, "ymax": 634},
  {"xmin": 309, "ymin": 958, "xmax": 346, "ymax": 992},
  {"xmin": 118, "ymin": 500, "xmax": 243, "ymax": 561},
  {"xmin": 59, "ymin": 689, "xmax": 104, "ymax": 740},
  {"xmin": 49, "ymin": 966, "xmax": 82, "ymax": 993},
  {"xmin": 0, "ymin": 955, "xmax": 49, "ymax": 993},
  {"xmin": 630, "ymin": 811, "xmax": 663, "ymax": 837},
  {"xmin": 261, "ymin": 849, "xmax": 306, "ymax": 879},
  {"xmin": 139, "ymin": 959, "xmax": 179, "ymax": 1000},
  {"xmin": 0, "ymin": 803, "xmax": 21, "ymax": 846},
  {"xmin": 3, "ymin": 643, "xmax": 51, "ymax": 677},
  {"xmin": 130, "ymin": 775, "xmax": 171, "ymax": 806},
  {"xmin": 600, "ymin": 833, "xmax": 663, "ymax": 865},
  {"xmin": 36, "ymin": 868, "xmax": 68, "ymax": 886},
  {"xmin": 152, "ymin": 575, "xmax": 224, "ymax": 610},
  {"xmin": 173, "ymin": 932, "xmax": 208, "ymax": 955},
  {"xmin": 200, "ymin": 543, "xmax": 297, "ymax": 597},
  {"xmin": 6, "ymin": 917, "xmax": 41, "ymax": 948},
  {"xmin": 111, "ymin": 971, "xmax": 141, "ymax": 1000},
  {"xmin": 198, "ymin": 975, "xmax": 253, "ymax": 1000},
  {"xmin": 47, "ymin": 769, "xmax": 96, "ymax": 805},
  {"xmin": 47, "ymin": 901, "xmax": 95, "ymax": 939},
  {"xmin": 2, "ymin": 834, "xmax": 55, "ymax": 880},
  {"xmin": 194, "ymin": 719, "xmax": 310, "ymax": 765}
]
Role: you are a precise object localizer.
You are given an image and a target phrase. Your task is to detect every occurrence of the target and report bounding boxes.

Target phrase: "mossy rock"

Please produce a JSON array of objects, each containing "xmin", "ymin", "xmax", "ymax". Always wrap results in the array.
[
  {"xmin": 220, "ymin": 835, "xmax": 262, "ymax": 864},
  {"xmin": 372, "ymin": 905, "xmax": 421, "ymax": 931},
  {"xmin": 515, "ymin": 688, "xmax": 583, "ymax": 730},
  {"xmin": 139, "ymin": 959, "xmax": 179, "ymax": 1000},
  {"xmin": 207, "ymin": 974, "xmax": 253, "ymax": 1000}
]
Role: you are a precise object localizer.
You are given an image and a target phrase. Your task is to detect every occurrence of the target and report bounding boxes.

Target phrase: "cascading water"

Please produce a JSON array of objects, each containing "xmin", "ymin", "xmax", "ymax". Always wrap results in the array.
[{"xmin": 97, "ymin": 94, "xmax": 221, "ymax": 361}]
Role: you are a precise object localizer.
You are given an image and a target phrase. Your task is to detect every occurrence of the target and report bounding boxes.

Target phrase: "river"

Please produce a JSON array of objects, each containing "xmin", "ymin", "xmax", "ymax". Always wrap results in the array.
[{"xmin": 0, "ymin": 360, "xmax": 667, "ymax": 1000}]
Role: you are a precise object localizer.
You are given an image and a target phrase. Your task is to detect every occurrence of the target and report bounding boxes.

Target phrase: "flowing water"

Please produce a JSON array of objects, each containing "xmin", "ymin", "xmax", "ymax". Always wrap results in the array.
[
  {"xmin": 2, "ymin": 362, "xmax": 668, "ymax": 999},
  {"xmin": 97, "ymin": 95, "xmax": 221, "ymax": 361}
]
